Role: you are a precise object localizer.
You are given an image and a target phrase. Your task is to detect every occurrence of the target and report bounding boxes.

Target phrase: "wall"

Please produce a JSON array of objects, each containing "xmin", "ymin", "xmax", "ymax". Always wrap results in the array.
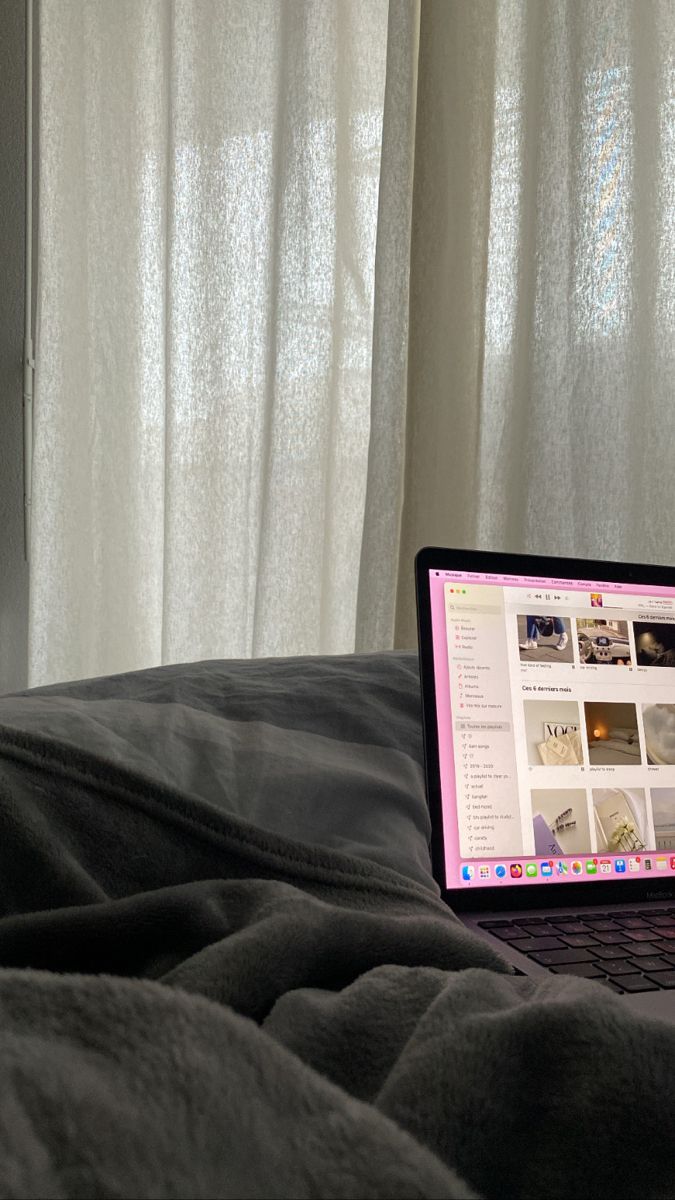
[{"xmin": 0, "ymin": 0, "xmax": 29, "ymax": 693}]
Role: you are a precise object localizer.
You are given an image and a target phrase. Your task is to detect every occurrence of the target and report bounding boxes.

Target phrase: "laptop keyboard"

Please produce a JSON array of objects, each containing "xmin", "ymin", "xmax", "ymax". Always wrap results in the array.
[{"xmin": 477, "ymin": 910, "xmax": 675, "ymax": 993}]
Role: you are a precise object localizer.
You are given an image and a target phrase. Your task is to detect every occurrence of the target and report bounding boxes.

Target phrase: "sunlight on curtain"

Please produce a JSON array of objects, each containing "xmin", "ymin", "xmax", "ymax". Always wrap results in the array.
[
  {"xmin": 396, "ymin": 0, "xmax": 674, "ymax": 646},
  {"xmin": 32, "ymin": 0, "xmax": 673, "ymax": 670},
  {"xmin": 30, "ymin": 0, "xmax": 390, "ymax": 685},
  {"xmin": 575, "ymin": 64, "xmax": 633, "ymax": 341},
  {"xmin": 483, "ymin": 3, "xmax": 525, "ymax": 354},
  {"xmin": 656, "ymin": 61, "xmax": 675, "ymax": 336}
]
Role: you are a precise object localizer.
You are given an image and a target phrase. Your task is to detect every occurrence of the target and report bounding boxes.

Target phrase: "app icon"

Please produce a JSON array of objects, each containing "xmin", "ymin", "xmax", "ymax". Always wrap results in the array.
[
  {"xmin": 628, "ymin": 857, "xmax": 641, "ymax": 872},
  {"xmin": 657, "ymin": 857, "xmax": 668, "ymax": 871},
  {"xmin": 461, "ymin": 864, "xmax": 474, "ymax": 881},
  {"xmin": 615, "ymin": 858, "xmax": 626, "ymax": 873},
  {"xmin": 644, "ymin": 857, "xmax": 653, "ymax": 871},
  {"xmin": 510, "ymin": 863, "xmax": 523, "ymax": 878},
  {"xmin": 495, "ymin": 864, "xmax": 507, "ymax": 879},
  {"xmin": 599, "ymin": 858, "xmax": 612, "ymax": 874},
  {"xmin": 541, "ymin": 861, "xmax": 553, "ymax": 877},
  {"xmin": 525, "ymin": 863, "xmax": 538, "ymax": 877},
  {"xmin": 479, "ymin": 864, "xmax": 491, "ymax": 880},
  {"xmin": 586, "ymin": 860, "xmax": 597, "ymax": 875},
  {"xmin": 571, "ymin": 860, "xmax": 583, "ymax": 876},
  {"xmin": 556, "ymin": 860, "xmax": 568, "ymax": 875}
]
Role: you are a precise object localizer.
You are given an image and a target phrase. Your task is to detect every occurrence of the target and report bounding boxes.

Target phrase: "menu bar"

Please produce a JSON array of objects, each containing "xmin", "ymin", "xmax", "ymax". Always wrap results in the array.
[{"xmin": 433, "ymin": 570, "xmax": 675, "ymax": 596}]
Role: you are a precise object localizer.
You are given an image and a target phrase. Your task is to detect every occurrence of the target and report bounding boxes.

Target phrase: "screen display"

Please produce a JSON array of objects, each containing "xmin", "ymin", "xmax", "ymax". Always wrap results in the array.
[{"xmin": 429, "ymin": 567, "xmax": 675, "ymax": 889}]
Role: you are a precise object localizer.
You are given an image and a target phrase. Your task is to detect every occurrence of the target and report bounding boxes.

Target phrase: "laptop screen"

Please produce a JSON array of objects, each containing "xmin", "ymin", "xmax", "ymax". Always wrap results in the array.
[{"xmin": 428, "ymin": 565, "xmax": 675, "ymax": 890}]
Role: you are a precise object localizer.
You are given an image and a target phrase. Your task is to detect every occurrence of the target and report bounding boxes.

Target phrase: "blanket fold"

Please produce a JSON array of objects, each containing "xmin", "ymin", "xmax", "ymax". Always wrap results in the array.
[{"xmin": 0, "ymin": 654, "xmax": 674, "ymax": 1199}]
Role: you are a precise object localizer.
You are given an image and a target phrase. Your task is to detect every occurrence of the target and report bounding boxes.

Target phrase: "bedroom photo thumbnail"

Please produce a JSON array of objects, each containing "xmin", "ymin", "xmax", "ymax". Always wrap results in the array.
[
  {"xmin": 531, "ymin": 788, "xmax": 591, "ymax": 855},
  {"xmin": 575, "ymin": 618, "xmax": 631, "ymax": 665},
  {"xmin": 523, "ymin": 700, "xmax": 582, "ymax": 766},
  {"xmin": 517, "ymin": 614, "xmax": 573, "ymax": 662},
  {"xmin": 634, "ymin": 622, "xmax": 675, "ymax": 667},
  {"xmin": 642, "ymin": 704, "xmax": 675, "ymax": 765},
  {"xmin": 584, "ymin": 702, "xmax": 643, "ymax": 765}
]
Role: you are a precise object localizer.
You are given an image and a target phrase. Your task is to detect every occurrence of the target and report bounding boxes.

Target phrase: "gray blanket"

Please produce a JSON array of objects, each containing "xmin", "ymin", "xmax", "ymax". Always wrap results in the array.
[{"xmin": 0, "ymin": 652, "xmax": 674, "ymax": 1199}]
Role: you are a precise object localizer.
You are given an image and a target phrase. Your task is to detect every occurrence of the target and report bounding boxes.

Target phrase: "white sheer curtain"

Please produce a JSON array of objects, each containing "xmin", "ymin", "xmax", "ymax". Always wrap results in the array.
[
  {"xmin": 394, "ymin": 0, "xmax": 675, "ymax": 645},
  {"xmin": 30, "ymin": 0, "xmax": 413, "ymax": 685},
  {"xmin": 30, "ymin": 0, "xmax": 674, "ymax": 683}
]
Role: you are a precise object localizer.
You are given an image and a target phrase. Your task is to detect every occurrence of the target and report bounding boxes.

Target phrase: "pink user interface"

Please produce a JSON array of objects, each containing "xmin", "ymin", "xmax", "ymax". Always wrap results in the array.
[{"xmin": 429, "ymin": 568, "xmax": 675, "ymax": 889}]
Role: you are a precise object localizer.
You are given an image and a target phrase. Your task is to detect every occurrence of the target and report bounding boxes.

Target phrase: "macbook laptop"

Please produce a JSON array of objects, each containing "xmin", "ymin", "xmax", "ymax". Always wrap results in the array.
[{"xmin": 416, "ymin": 546, "xmax": 675, "ymax": 1022}]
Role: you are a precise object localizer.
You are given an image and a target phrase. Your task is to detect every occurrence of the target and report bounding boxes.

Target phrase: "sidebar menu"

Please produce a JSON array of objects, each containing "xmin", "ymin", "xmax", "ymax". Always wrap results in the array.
[{"xmin": 444, "ymin": 585, "xmax": 523, "ymax": 858}]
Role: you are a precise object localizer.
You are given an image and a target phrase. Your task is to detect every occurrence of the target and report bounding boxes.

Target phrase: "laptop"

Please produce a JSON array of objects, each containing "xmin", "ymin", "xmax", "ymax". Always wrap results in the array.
[{"xmin": 416, "ymin": 546, "xmax": 675, "ymax": 1022}]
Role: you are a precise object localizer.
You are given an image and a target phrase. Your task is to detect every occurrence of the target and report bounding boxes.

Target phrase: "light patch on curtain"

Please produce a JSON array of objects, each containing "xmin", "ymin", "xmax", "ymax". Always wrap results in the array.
[
  {"xmin": 574, "ymin": 65, "xmax": 633, "ymax": 341},
  {"xmin": 340, "ymin": 109, "xmax": 384, "ymax": 375},
  {"xmin": 144, "ymin": 107, "xmax": 382, "ymax": 416},
  {"xmin": 138, "ymin": 151, "xmax": 165, "ymax": 438},
  {"xmin": 483, "ymin": 83, "xmax": 524, "ymax": 353},
  {"xmin": 169, "ymin": 132, "xmax": 275, "ymax": 407},
  {"xmin": 656, "ymin": 63, "xmax": 674, "ymax": 338}
]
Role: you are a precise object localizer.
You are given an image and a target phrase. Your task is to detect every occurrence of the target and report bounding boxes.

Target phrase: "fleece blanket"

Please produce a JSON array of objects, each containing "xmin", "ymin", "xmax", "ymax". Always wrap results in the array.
[{"xmin": 0, "ymin": 652, "xmax": 674, "ymax": 1199}]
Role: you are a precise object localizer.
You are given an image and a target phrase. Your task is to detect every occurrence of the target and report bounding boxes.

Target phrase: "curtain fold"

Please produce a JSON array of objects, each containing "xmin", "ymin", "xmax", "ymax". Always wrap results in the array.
[
  {"xmin": 30, "ymin": 0, "xmax": 396, "ymax": 685},
  {"xmin": 394, "ymin": 0, "xmax": 674, "ymax": 647},
  {"xmin": 355, "ymin": 0, "xmax": 420, "ymax": 653}
]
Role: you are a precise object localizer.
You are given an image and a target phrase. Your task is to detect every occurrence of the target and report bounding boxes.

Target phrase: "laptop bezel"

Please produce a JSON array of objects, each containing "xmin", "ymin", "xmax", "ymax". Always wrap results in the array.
[{"xmin": 415, "ymin": 545, "xmax": 675, "ymax": 913}]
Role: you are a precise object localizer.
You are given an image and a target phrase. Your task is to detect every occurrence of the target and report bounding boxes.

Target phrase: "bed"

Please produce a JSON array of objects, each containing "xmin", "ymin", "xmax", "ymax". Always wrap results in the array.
[
  {"xmin": 0, "ymin": 651, "xmax": 674, "ymax": 1199},
  {"xmin": 587, "ymin": 737, "xmax": 642, "ymax": 764}
]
